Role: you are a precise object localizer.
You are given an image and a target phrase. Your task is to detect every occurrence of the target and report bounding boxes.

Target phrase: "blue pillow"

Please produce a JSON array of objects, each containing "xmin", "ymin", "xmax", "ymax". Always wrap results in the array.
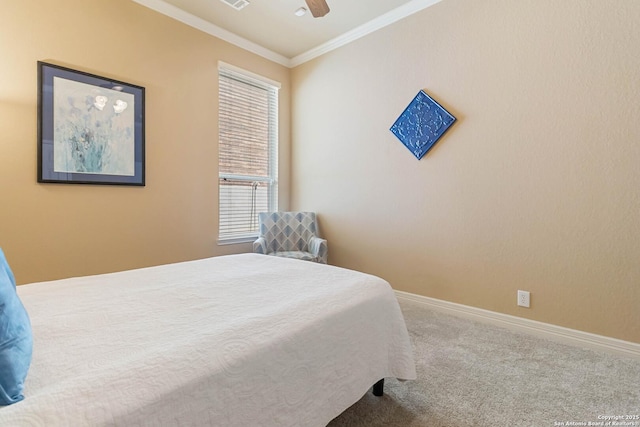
[{"xmin": 0, "ymin": 248, "xmax": 32, "ymax": 405}]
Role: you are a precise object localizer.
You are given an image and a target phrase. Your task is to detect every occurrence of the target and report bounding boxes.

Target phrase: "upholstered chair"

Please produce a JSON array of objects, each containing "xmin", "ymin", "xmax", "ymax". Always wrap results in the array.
[{"xmin": 253, "ymin": 212, "xmax": 328, "ymax": 264}]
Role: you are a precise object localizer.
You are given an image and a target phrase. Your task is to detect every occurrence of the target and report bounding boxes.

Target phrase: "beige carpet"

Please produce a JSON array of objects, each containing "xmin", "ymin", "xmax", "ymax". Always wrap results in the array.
[{"xmin": 329, "ymin": 299, "xmax": 640, "ymax": 427}]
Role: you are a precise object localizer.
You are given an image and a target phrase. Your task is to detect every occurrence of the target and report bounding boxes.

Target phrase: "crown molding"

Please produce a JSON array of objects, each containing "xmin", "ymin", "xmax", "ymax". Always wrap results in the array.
[
  {"xmin": 131, "ymin": 0, "xmax": 291, "ymax": 67},
  {"xmin": 290, "ymin": 0, "xmax": 443, "ymax": 67},
  {"xmin": 132, "ymin": 0, "xmax": 443, "ymax": 68}
]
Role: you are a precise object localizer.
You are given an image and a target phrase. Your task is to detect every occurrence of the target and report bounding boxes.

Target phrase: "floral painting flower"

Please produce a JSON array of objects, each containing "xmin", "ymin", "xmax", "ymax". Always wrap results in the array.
[{"xmin": 53, "ymin": 77, "xmax": 135, "ymax": 176}]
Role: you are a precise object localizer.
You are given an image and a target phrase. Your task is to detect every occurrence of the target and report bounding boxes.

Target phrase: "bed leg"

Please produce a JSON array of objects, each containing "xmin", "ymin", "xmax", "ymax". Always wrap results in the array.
[{"xmin": 373, "ymin": 378, "xmax": 384, "ymax": 396}]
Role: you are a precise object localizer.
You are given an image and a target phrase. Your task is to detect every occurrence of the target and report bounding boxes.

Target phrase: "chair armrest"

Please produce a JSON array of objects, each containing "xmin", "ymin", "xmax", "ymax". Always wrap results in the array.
[
  {"xmin": 253, "ymin": 237, "xmax": 267, "ymax": 254},
  {"xmin": 308, "ymin": 236, "xmax": 328, "ymax": 264}
]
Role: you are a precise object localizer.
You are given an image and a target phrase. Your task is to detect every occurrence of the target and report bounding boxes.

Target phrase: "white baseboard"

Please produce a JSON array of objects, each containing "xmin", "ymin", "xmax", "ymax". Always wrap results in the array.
[{"xmin": 395, "ymin": 290, "xmax": 640, "ymax": 359}]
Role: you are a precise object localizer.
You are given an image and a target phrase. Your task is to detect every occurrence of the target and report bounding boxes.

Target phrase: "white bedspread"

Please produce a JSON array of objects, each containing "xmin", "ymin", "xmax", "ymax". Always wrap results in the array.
[{"xmin": 0, "ymin": 254, "xmax": 416, "ymax": 426}]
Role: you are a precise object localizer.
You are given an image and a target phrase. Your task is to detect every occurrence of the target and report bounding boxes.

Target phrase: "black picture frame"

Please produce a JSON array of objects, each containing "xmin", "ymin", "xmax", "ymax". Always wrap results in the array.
[{"xmin": 37, "ymin": 62, "xmax": 145, "ymax": 186}]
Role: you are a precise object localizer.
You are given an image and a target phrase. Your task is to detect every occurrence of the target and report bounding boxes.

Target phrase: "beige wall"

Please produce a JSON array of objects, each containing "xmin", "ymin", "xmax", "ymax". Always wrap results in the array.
[
  {"xmin": 0, "ymin": 0, "xmax": 290, "ymax": 283},
  {"xmin": 2, "ymin": 0, "xmax": 638, "ymax": 344},
  {"xmin": 291, "ymin": 0, "xmax": 640, "ymax": 343}
]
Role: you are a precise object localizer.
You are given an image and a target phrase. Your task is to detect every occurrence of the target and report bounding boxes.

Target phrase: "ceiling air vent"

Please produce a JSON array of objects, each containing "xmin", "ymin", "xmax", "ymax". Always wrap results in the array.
[{"xmin": 219, "ymin": 0, "xmax": 250, "ymax": 10}]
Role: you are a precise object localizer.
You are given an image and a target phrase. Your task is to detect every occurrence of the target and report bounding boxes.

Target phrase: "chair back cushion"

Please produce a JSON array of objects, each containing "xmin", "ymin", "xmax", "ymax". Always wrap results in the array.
[{"xmin": 258, "ymin": 212, "xmax": 318, "ymax": 253}]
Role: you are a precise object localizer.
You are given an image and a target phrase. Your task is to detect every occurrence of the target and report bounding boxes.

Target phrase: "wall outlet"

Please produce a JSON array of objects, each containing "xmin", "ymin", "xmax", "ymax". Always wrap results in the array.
[{"xmin": 517, "ymin": 290, "xmax": 530, "ymax": 308}]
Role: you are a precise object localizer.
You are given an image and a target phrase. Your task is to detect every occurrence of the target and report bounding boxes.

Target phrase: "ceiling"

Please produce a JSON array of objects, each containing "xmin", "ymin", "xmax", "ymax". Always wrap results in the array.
[{"xmin": 133, "ymin": 0, "xmax": 442, "ymax": 67}]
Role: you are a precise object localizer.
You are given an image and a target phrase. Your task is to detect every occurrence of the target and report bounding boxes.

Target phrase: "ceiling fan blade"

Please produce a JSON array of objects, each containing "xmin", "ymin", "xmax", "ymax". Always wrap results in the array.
[{"xmin": 304, "ymin": 0, "xmax": 330, "ymax": 18}]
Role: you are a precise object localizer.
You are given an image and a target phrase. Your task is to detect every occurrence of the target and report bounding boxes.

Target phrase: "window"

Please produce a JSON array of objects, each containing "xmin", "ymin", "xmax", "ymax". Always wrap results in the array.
[{"xmin": 218, "ymin": 63, "xmax": 279, "ymax": 243}]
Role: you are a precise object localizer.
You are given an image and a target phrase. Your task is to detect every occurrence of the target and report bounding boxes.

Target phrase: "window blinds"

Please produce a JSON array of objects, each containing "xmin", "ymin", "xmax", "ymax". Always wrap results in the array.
[{"xmin": 218, "ymin": 65, "xmax": 279, "ymax": 242}]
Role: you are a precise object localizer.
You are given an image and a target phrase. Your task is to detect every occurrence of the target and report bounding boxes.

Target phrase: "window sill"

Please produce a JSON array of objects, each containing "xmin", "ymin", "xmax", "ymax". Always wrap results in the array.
[{"xmin": 217, "ymin": 235, "xmax": 257, "ymax": 246}]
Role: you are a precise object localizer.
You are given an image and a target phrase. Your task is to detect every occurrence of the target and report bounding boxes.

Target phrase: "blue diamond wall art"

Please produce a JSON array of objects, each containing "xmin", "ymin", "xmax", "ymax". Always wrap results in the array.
[{"xmin": 390, "ymin": 90, "xmax": 456, "ymax": 160}]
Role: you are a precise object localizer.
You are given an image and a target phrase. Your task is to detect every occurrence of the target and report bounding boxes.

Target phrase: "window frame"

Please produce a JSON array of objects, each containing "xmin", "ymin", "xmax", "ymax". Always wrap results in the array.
[{"xmin": 217, "ymin": 62, "xmax": 280, "ymax": 245}]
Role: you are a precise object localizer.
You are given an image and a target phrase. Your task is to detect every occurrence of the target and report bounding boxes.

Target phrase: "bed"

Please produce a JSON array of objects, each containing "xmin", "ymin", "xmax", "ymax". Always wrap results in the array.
[{"xmin": 0, "ymin": 253, "xmax": 416, "ymax": 426}]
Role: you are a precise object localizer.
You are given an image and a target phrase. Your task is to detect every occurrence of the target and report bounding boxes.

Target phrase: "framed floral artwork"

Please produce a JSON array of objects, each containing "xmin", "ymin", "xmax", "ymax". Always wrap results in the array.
[{"xmin": 37, "ymin": 62, "xmax": 145, "ymax": 185}]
